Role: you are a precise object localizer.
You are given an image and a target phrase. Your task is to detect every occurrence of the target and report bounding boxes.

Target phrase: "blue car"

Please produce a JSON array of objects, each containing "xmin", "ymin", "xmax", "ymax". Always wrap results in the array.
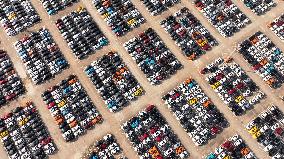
[
  {"xmin": 274, "ymin": 48, "xmax": 281, "ymax": 55},
  {"xmin": 89, "ymin": 155, "xmax": 99, "ymax": 159},
  {"xmin": 61, "ymin": 108, "xmax": 71, "ymax": 116},
  {"xmin": 206, "ymin": 153, "xmax": 217, "ymax": 159},
  {"xmin": 99, "ymin": 38, "xmax": 109, "ymax": 46},
  {"xmin": 85, "ymin": 66, "xmax": 95, "ymax": 76},
  {"xmin": 56, "ymin": 58, "xmax": 68, "ymax": 68},
  {"xmin": 106, "ymin": 7, "xmax": 114, "ymax": 14},
  {"xmin": 18, "ymin": 49, "xmax": 27, "ymax": 56},
  {"xmin": 107, "ymin": 100, "xmax": 117, "ymax": 109},
  {"xmin": 131, "ymin": 118, "xmax": 140, "ymax": 128},
  {"xmin": 48, "ymin": 9, "xmax": 56, "ymax": 15},
  {"xmin": 188, "ymin": 81, "xmax": 196, "ymax": 89},
  {"xmin": 63, "ymin": 86, "xmax": 72, "ymax": 95}
]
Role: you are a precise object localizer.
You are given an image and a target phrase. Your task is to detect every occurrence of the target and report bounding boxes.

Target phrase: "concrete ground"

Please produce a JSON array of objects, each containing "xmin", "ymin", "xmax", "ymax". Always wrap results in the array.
[{"xmin": 0, "ymin": 0, "xmax": 284, "ymax": 158}]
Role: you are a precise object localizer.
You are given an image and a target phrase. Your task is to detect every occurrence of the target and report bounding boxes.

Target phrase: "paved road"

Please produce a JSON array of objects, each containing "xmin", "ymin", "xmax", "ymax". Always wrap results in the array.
[{"xmin": 0, "ymin": 0, "xmax": 283, "ymax": 159}]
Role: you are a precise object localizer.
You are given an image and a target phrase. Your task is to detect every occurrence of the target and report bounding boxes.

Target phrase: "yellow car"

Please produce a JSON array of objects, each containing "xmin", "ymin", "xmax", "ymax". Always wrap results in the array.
[
  {"xmin": 223, "ymin": 155, "xmax": 232, "ymax": 159},
  {"xmin": 235, "ymin": 95, "xmax": 244, "ymax": 103},
  {"xmin": 19, "ymin": 118, "xmax": 29, "ymax": 126},
  {"xmin": 188, "ymin": 98, "xmax": 197, "ymax": 105},
  {"xmin": 214, "ymin": 81, "xmax": 221, "ymax": 87},
  {"xmin": 58, "ymin": 100, "xmax": 66, "ymax": 108},
  {"xmin": 133, "ymin": 87, "xmax": 143, "ymax": 97},
  {"xmin": 252, "ymin": 131, "xmax": 261, "ymax": 139},
  {"xmin": 127, "ymin": 18, "xmax": 136, "ymax": 25},
  {"xmin": 77, "ymin": 6, "xmax": 83, "ymax": 13},
  {"xmin": 8, "ymin": 12, "xmax": 16, "ymax": 20},
  {"xmin": 199, "ymin": 40, "xmax": 208, "ymax": 47},
  {"xmin": 102, "ymin": 12, "xmax": 109, "ymax": 19},
  {"xmin": 248, "ymin": 126, "xmax": 259, "ymax": 135},
  {"xmin": 0, "ymin": 130, "xmax": 8, "ymax": 139},
  {"xmin": 211, "ymin": 81, "xmax": 221, "ymax": 89},
  {"xmin": 148, "ymin": 146, "xmax": 161, "ymax": 158},
  {"xmin": 211, "ymin": 84, "xmax": 217, "ymax": 90}
]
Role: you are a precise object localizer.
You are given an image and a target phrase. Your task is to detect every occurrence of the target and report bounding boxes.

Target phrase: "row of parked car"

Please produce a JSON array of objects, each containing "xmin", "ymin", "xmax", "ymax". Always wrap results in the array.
[
  {"xmin": 81, "ymin": 134, "xmax": 123, "ymax": 159},
  {"xmin": 41, "ymin": 75, "xmax": 103, "ymax": 142},
  {"xmin": 238, "ymin": 31, "xmax": 284, "ymax": 89},
  {"xmin": 162, "ymin": 78, "xmax": 228, "ymax": 146},
  {"xmin": 205, "ymin": 134, "xmax": 257, "ymax": 159},
  {"xmin": 141, "ymin": 0, "xmax": 180, "ymax": 16},
  {"xmin": 124, "ymin": 28, "xmax": 182, "ymax": 85},
  {"xmin": 40, "ymin": 0, "xmax": 78, "ymax": 15},
  {"xmin": 55, "ymin": 7, "xmax": 108, "ymax": 60},
  {"xmin": 14, "ymin": 28, "xmax": 69, "ymax": 84},
  {"xmin": 246, "ymin": 105, "xmax": 284, "ymax": 158},
  {"xmin": 201, "ymin": 57, "xmax": 265, "ymax": 116},
  {"xmin": 92, "ymin": 0, "xmax": 145, "ymax": 36},
  {"xmin": 0, "ymin": 102, "xmax": 56, "ymax": 159},
  {"xmin": 85, "ymin": 52, "xmax": 143, "ymax": 112},
  {"xmin": 268, "ymin": 13, "xmax": 284, "ymax": 41},
  {"xmin": 241, "ymin": 0, "xmax": 276, "ymax": 15},
  {"xmin": 161, "ymin": 7, "xmax": 218, "ymax": 60},
  {"xmin": 0, "ymin": 0, "xmax": 40, "ymax": 36},
  {"xmin": 121, "ymin": 105, "xmax": 189, "ymax": 159},
  {"xmin": 193, "ymin": 0, "xmax": 250, "ymax": 37},
  {"xmin": 0, "ymin": 50, "xmax": 25, "ymax": 106}
]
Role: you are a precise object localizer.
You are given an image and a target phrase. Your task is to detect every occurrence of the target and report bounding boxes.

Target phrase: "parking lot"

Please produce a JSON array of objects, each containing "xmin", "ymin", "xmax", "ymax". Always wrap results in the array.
[{"xmin": 0, "ymin": 0, "xmax": 283, "ymax": 158}]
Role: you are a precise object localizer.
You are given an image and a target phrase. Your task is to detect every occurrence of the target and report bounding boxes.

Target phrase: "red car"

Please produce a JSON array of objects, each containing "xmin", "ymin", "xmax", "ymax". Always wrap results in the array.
[
  {"xmin": 228, "ymin": 88, "xmax": 236, "ymax": 95},
  {"xmin": 211, "ymin": 126, "xmax": 220, "ymax": 135},
  {"xmin": 200, "ymin": 67, "xmax": 208, "ymax": 74},
  {"xmin": 222, "ymin": 140, "xmax": 235, "ymax": 151},
  {"xmin": 150, "ymin": 127, "xmax": 158, "ymax": 134},
  {"xmin": 155, "ymin": 136, "xmax": 162, "ymax": 142},
  {"xmin": 41, "ymin": 137, "xmax": 52, "ymax": 146},
  {"xmin": 202, "ymin": 43, "xmax": 211, "ymax": 51},
  {"xmin": 275, "ymin": 127, "xmax": 283, "ymax": 136},
  {"xmin": 173, "ymin": 23, "xmax": 181, "ymax": 30},
  {"xmin": 236, "ymin": 82, "xmax": 245, "ymax": 89},
  {"xmin": 47, "ymin": 101, "xmax": 55, "ymax": 109},
  {"xmin": 2, "ymin": 113, "xmax": 12, "ymax": 120},
  {"xmin": 146, "ymin": 105, "xmax": 155, "ymax": 112},
  {"xmin": 253, "ymin": 63, "xmax": 262, "ymax": 70},
  {"xmin": 5, "ymin": 93, "xmax": 16, "ymax": 101},
  {"xmin": 0, "ymin": 79, "xmax": 7, "ymax": 85},
  {"xmin": 171, "ymin": 92, "xmax": 180, "ymax": 100},
  {"xmin": 139, "ymin": 133, "xmax": 149, "ymax": 141}
]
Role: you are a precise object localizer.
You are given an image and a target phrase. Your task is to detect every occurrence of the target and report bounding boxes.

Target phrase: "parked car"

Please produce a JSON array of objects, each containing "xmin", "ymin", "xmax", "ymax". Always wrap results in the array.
[
  {"xmin": 246, "ymin": 105, "xmax": 284, "ymax": 158},
  {"xmin": 161, "ymin": 7, "xmax": 218, "ymax": 60},
  {"xmin": 85, "ymin": 52, "xmax": 144, "ymax": 112},
  {"xmin": 40, "ymin": 0, "xmax": 79, "ymax": 15},
  {"xmin": 55, "ymin": 6, "xmax": 108, "ymax": 59},
  {"xmin": 14, "ymin": 28, "xmax": 69, "ymax": 84},
  {"xmin": 92, "ymin": 0, "xmax": 145, "ymax": 36},
  {"xmin": 141, "ymin": 0, "xmax": 180, "ymax": 16},
  {"xmin": 205, "ymin": 134, "xmax": 257, "ymax": 159},
  {"xmin": 0, "ymin": 0, "xmax": 40, "ymax": 36},
  {"xmin": 81, "ymin": 134, "xmax": 122, "ymax": 158},
  {"xmin": 241, "ymin": 0, "xmax": 276, "ymax": 15},
  {"xmin": 193, "ymin": 0, "xmax": 250, "ymax": 37},
  {"xmin": 163, "ymin": 78, "xmax": 228, "ymax": 146},
  {"xmin": 238, "ymin": 31, "xmax": 284, "ymax": 89},
  {"xmin": 0, "ymin": 102, "xmax": 56, "ymax": 159},
  {"xmin": 201, "ymin": 57, "xmax": 265, "ymax": 116},
  {"xmin": 268, "ymin": 14, "xmax": 284, "ymax": 42},
  {"xmin": 121, "ymin": 105, "xmax": 189, "ymax": 158},
  {"xmin": 0, "ymin": 50, "xmax": 25, "ymax": 106},
  {"xmin": 41, "ymin": 75, "xmax": 103, "ymax": 141},
  {"xmin": 124, "ymin": 28, "xmax": 182, "ymax": 85}
]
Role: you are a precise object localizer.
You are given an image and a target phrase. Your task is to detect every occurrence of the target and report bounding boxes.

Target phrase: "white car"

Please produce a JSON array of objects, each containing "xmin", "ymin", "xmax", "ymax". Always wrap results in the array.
[{"xmin": 43, "ymin": 142, "xmax": 56, "ymax": 155}]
